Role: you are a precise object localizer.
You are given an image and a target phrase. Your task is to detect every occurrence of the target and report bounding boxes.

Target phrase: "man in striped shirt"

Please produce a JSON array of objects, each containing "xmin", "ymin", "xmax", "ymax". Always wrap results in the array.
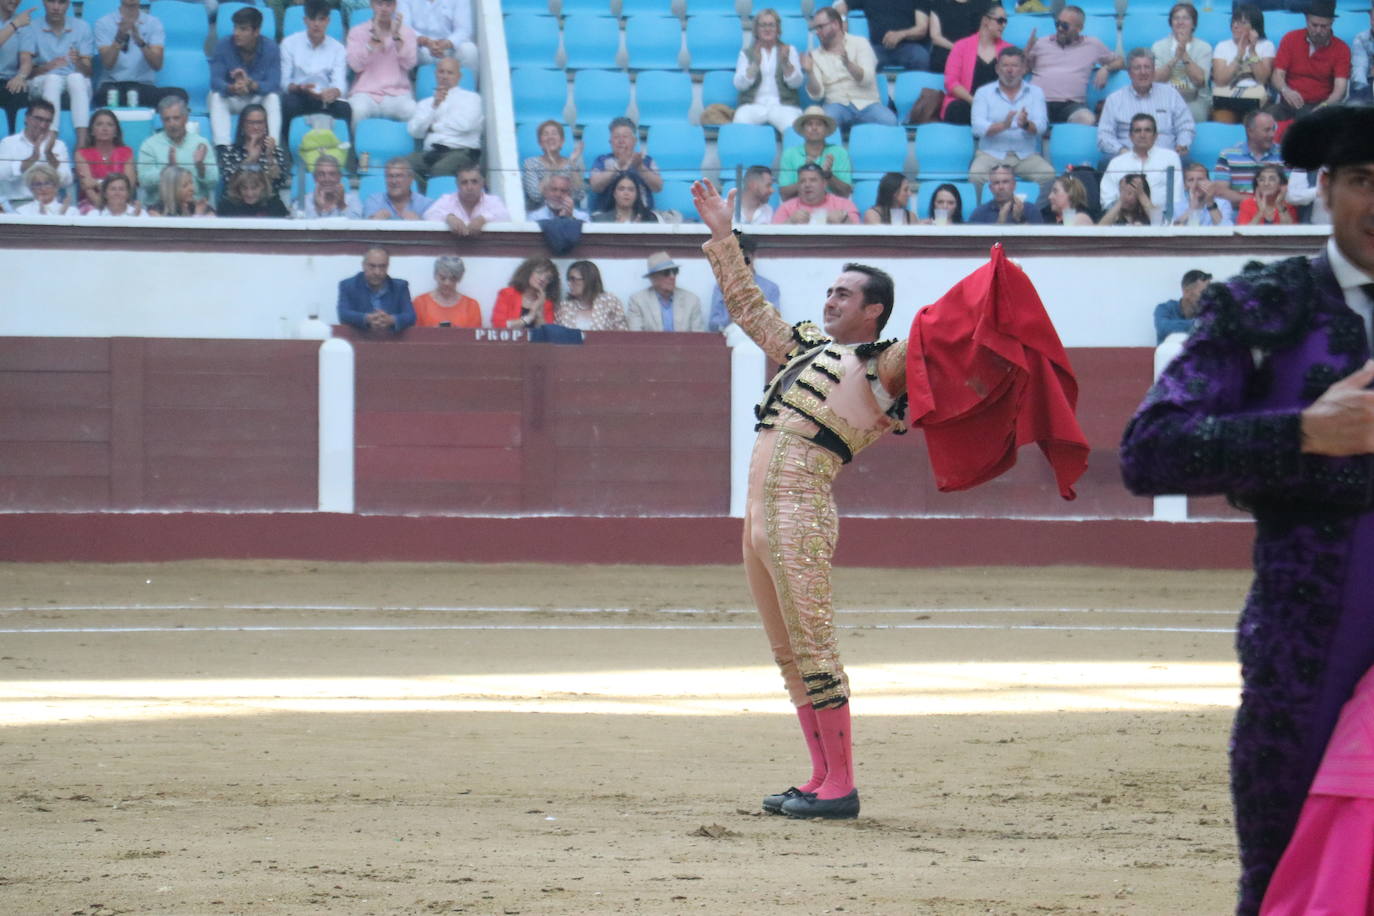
[{"xmin": 1211, "ymin": 109, "xmax": 1281, "ymax": 207}]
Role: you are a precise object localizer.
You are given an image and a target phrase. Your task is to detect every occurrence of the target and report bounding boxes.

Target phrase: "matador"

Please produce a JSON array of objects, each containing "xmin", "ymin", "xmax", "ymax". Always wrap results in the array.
[{"xmin": 693, "ymin": 179, "xmax": 1087, "ymax": 820}]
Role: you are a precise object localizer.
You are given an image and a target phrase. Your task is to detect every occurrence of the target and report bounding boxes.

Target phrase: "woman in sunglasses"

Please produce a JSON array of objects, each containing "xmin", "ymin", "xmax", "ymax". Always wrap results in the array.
[{"xmin": 940, "ymin": 1, "xmax": 1011, "ymax": 124}]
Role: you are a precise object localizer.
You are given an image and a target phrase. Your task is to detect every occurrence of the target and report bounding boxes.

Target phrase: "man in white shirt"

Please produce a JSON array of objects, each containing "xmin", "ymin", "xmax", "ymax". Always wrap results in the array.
[
  {"xmin": 969, "ymin": 46, "xmax": 1054, "ymax": 194},
  {"xmin": 738, "ymin": 165, "xmax": 775, "ymax": 225},
  {"xmin": 0, "ymin": 98, "xmax": 71, "ymax": 207},
  {"xmin": 1100, "ymin": 113, "xmax": 1185, "ymax": 215},
  {"xmin": 398, "ymin": 0, "xmax": 475, "ymax": 69},
  {"xmin": 280, "ymin": 0, "xmax": 351, "ymax": 149},
  {"xmin": 801, "ymin": 6, "xmax": 896, "ymax": 130},
  {"xmin": 406, "ymin": 55, "xmax": 480, "ymax": 182},
  {"xmin": 94, "ymin": 0, "xmax": 185, "ymax": 109}
]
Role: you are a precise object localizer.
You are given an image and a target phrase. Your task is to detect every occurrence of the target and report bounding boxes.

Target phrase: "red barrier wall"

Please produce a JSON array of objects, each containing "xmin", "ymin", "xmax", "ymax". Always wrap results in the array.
[{"xmin": 0, "ymin": 338, "xmax": 318, "ymax": 511}]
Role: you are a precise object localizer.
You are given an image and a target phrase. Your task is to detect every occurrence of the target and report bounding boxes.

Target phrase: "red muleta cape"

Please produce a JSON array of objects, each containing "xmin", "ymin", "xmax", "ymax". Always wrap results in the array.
[{"xmin": 904, "ymin": 244, "xmax": 1089, "ymax": 500}]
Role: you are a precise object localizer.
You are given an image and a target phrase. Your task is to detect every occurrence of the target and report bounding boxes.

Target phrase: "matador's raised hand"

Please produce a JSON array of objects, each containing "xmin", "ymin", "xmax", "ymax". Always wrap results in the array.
[{"xmin": 692, "ymin": 179, "xmax": 735, "ymax": 241}]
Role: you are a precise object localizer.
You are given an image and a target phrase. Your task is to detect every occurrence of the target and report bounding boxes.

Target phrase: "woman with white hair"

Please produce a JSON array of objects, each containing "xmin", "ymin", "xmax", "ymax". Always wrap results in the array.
[
  {"xmin": 412, "ymin": 255, "xmax": 482, "ymax": 328},
  {"xmin": 732, "ymin": 8, "xmax": 805, "ymax": 134},
  {"xmin": 15, "ymin": 163, "xmax": 73, "ymax": 215}
]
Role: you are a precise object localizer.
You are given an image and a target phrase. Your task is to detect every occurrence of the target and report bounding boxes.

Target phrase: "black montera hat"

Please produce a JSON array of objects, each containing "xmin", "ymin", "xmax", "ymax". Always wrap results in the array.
[
  {"xmin": 1281, "ymin": 105, "xmax": 1374, "ymax": 172},
  {"xmin": 1306, "ymin": 0, "xmax": 1337, "ymax": 17}
]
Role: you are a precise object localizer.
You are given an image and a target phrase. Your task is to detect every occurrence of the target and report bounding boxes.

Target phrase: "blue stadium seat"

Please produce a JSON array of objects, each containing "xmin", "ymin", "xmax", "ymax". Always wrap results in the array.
[
  {"xmin": 1195, "ymin": 9, "xmax": 1231, "ymax": 46},
  {"xmin": 562, "ymin": 13, "xmax": 622, "ymax": 69},
  {"xmin": 776, "ymin": 14, "xmax": 806, "ymax": 44},
  {"xmin": 160, "ymin": 48, "xmax": 212, "ymax": 113},
  {"xmin": 622, "ymin": 0, "xmax": 678, "ymax": 12},
  {"xmin": 216, "ymin": 2, "xmax": 254, "ymax": 36},
  {"xmin": 851, "ymin": 178, "xmax": 880, "ymax": 214},
  {"xmin": 562, "ymin": 0, "xmax": 615, "ymax": 13},
  {"xmin": 1015, "ymin": 180, "xmax": 1043, "ymax": 205},
  {"xmin": 847, "ymin": 123, "xmax": 908, "ymax": 180},
  {"xmin": 357, "ymin": 172, "xmax": 386, "ymax": 201},
  {"xmin": 686, "ymin": 15, "xmax": 744, "ymax": 70},
  {"xmin": 654, "ymin": 179, "xmax": 699, "ymax": 219},
  {"xmin": 1081, "ymin": 14, "xmax": 1118, "ymax": 50},
  {"xmin": 625, "ymin": 15, "xmax": 684, "ymax": 69},
  {"xmin": 1265, "ymin": 12, "xmax": 1306, "ymax": 41},
  {"xmin": 281, "ymin": 4, "xmax": 344, "ymax": 42},
  {"xmin": 634, "ymin": 70, "xmax": 692, "ymax": 124},
  {"xmin": 699, "ymin": 69, "xmax": 738, "ymax": 109},
  {"xmin": 580, "ymin": 118, "xmax": 614, "ymax": 163},
  {"xmin": 844, "ymin": 9, "xmax": 867, "ymax": 40},
  {"xmin": 506, "ymin": 14, "xmax": 561, "ymax": 69},
  {"xmin": 717, "ymin": 122, "xmax": 776, "ymax": 172},
  {"xmin": 1047, "ymin": 122, "xmax": 1099, "ymax": 172},
  {"xmin": 1191, "ymin": 121, "xmax": 1244, "ymax": 171},
  {"xmin": 426, "ymin": 175, "xmax": 457, "ymax": 197},
  {"xmin": 81, "ymin": 0, "xmax": 120, "ymax": 21},
  {"xmin": 1086, "ymin": 67, "xmax": 1128, "ymax": 110},
  {"xmin": 915, "ymin": 178, "xmax": 977, "ymax": 221},
  {"xmin": 684, "ymin": 0, "xmax": 742, "ymax": 14},
  {"xmin": 644, "ymin": 122, "xmax": 706, "ymax": 180},
  {"xmin": 1120, "ymin": 12, "xmax": 1164, "ymax": 55},
  {"xmin": 913, "ymin": 123, "xmax": 973, "ymax": 180},
  {"xmin": 354, "ymin": 118, "xmax": 417, "ymax": 163},
  {"xmin": 573, "ymin": 69, "xmax": 631, "ymax": 123},
  {"xmin": 150, "ymin": 1, "xmax": 209, "ymax": 50},
  {"xmin": 1001, "ymin": 12, "xmax": 1043, "ymax": 48},
  {"xmin": 892, "ymin": 70, "xmax": 944, "ymax": 117},
  {"xmin": 512, "ymin": 68, "xmax": 570, "ymax": 122},
  {"xmin": 502, "ymin": 0, "xmax": 552, "ymax": 12},
  {"xmin": 345, "ymin": 4, "xmax": 372, "ymax": 28}
]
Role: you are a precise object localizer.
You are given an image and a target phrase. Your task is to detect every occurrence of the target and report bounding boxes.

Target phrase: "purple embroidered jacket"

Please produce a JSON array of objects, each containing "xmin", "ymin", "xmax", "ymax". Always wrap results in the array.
[{"xmin": 1120, "ymin": 254, "xmax": 1374, "ymax": 916}]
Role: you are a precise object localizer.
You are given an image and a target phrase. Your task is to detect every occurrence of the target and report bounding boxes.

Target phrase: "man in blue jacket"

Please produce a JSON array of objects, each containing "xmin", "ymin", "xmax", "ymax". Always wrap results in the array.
[{"xmin": 337, "ymin": 246, "xmax": 415, "ymax": 333}]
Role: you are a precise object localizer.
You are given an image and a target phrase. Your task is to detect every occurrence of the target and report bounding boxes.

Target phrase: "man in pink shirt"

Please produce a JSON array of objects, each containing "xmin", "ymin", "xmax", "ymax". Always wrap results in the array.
[
  {"xmin": 423, "ymin": 164, "xmax": 508, "ymax": 237},
  {"xmin": 772, "ymin": 162, "xmax": 859, "ymax": 224},
  {"xmin": 1025, "ymin": 4, "xmax": 1122, "ymax": 125},
  {"xmin": 346, "ymin": 0, "xmax": 417, "ymax": 128}
]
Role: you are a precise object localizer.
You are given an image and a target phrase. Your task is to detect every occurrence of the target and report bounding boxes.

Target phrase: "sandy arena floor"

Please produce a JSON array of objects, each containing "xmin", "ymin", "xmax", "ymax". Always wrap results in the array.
[{"xmin": 0, "ymin": 561, "xmax": 1254, "ymax": 915}]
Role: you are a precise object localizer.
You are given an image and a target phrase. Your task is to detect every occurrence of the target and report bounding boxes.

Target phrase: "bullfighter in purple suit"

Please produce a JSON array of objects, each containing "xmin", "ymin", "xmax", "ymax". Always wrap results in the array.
[{"xmin": 1120, "ymin": 105, "xmax": 1374, "ymax": 916}]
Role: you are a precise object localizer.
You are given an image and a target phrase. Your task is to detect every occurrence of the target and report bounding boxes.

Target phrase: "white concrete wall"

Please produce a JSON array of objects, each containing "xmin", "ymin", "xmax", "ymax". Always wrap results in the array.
[{"xmin": 0, "ymin": 220, "xmax": 1325, "ymax": 346}]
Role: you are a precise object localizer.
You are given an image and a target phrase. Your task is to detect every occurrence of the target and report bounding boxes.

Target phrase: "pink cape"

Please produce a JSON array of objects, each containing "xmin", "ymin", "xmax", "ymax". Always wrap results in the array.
[{"xmin": 1261, "ymin": 667, "xmax": 1374, "ymax": 915}]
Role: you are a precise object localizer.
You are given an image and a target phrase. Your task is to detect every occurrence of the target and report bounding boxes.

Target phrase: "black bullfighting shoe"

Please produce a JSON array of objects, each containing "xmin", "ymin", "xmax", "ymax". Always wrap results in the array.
[
  {"xmin": 762, "ymin": 787, "xmax": 813, "ymax": 814},
  {"xmin": 780, "ymin": 788, "xmax": 859, "ymax": 819}
]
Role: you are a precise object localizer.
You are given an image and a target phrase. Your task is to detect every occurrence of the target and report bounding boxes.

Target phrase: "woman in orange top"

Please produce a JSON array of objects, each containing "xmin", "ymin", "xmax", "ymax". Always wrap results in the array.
[
  {"xmin": 413, "ymin": 256, "xmax": 483, "ymax": 328},
  {"xmin": 1236, "ymin": 163, "xmax": 1298, "ymax": 226},
  {"xmin": 491, "ymin": 257, "xmax": 560, "ymax": 330}
]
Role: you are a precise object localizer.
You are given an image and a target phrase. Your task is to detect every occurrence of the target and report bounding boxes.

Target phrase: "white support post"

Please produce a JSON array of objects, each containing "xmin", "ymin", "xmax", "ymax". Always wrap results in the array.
[{"xmin": 318, "ymin": 337, "xmax": 355, "ymax": 513}]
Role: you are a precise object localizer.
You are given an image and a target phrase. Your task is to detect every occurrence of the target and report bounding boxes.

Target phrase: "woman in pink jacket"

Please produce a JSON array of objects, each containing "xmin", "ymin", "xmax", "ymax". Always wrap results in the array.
[{"xmin": 941, "ymin": 2, "xmax": 1010, "ymax": 123}]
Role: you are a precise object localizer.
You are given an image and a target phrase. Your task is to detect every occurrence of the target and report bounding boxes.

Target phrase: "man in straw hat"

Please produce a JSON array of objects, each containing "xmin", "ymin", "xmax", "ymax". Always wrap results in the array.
[
  {"xmin": 778, "ymin": 106, "xmax": 852, "ymax": 201},
  {"xmin": 624, "ymin": 251, "xmax": 705, "ymax": 332},
  {"xmin": 1122, "ymin": 105, "xmax": 1374, "ymax": 914},
  {"xmin": 692, "ymin": 178, "xmax": 1087, "ymax": 821}
]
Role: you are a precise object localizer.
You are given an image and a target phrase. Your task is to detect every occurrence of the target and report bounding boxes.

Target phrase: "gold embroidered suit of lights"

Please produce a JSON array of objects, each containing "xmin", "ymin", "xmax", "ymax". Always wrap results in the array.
[{"xmin": 761, "ymin": 430, "xmax": 848, "ymax": 709}]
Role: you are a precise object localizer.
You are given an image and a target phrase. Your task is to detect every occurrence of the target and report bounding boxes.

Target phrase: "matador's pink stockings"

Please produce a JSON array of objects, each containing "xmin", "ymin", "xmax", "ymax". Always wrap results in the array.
[{"xmin": 795, "ymin": 704, "xmax": 827, "ymax": 793}]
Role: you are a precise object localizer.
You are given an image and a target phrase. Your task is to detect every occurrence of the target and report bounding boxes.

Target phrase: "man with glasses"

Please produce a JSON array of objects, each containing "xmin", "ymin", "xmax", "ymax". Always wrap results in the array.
[
  {"xmin": 801, "ymin": 5, "xmax": 897, "ymax": 130},
  {"xmin": 0, "ymin": 98, "xmax": 70, "ymax": 207},
  {"xmin": 1097, "ymin": 46, "xmax": 1194, "ymax": 158},
  {"xmin": 1026, "ymin": 4, "xmax": 1121, "ymax": 125},
  {"xmin": 1269, "ymin": 0, "xmax": 1350, "ymax": 122},
  {"xmin": 625, "ymin": 251, "xmax": 706, "ymax": 333}
]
